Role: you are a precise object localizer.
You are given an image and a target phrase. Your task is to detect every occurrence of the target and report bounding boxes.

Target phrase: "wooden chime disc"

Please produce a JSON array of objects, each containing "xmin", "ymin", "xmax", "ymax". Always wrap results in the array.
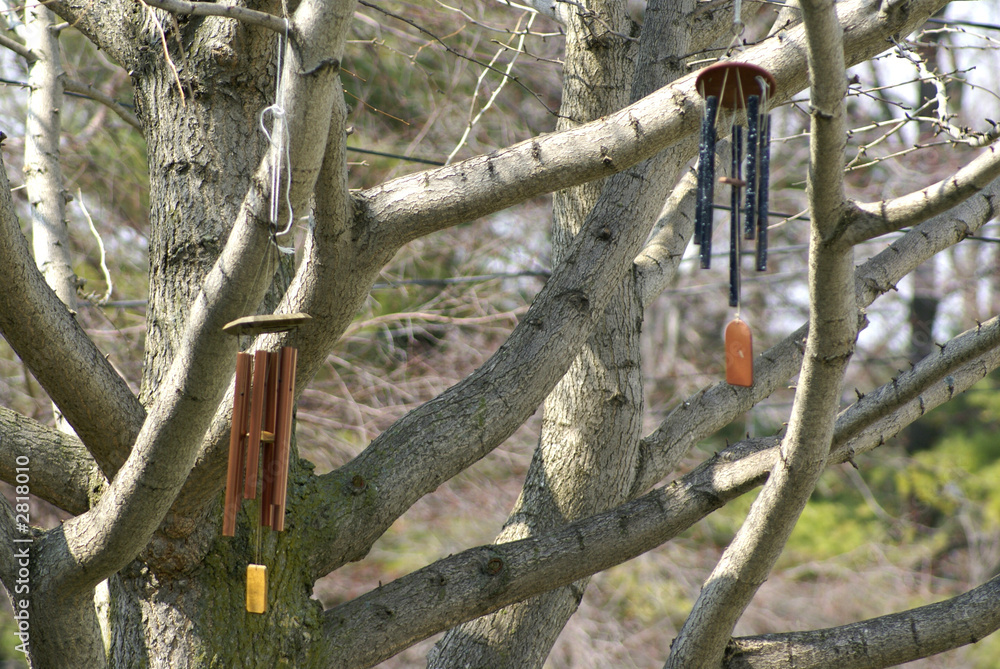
[
  {"xmin": 222, "ymin": 312, "xmax": 312, "ymax": 337},
  {"xmin": 695, "ymin": 61, "xmax": 776, "ymax": 109},
  {"xmin": 725, "ymin": 318, "xmax": 754, "ymax": 387}
]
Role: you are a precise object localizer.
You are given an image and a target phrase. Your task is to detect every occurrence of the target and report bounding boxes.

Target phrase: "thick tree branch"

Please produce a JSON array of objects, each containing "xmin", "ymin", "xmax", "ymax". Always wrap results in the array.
[
  {"xmin": 0, "ymin": 407, "xmax": 96, "ymax": 515},
  {"xmin": 356, "ymin": 0, "xmax": 949, "ymax": 249},
  {"xmin": 319, "ymin": 336, "xmax": 1000, "ymax": 668},
  {"xmin": 841, "ymin": 141, "xmax": 1000, "ymax": 246},
  {"xmin": 635, "ymin": 169, "xmax": 697, "ymax": 307},
  {"xmin": 725, "ymin": 573, "xmax": 1000, "ymax": 668},
  {"xmin": 140, "ymin": 0, "xmax": 288, "ymax": 33},
  {"xmin": 0, "ymin": 153, "xmax": 145, "ymax": 479}
]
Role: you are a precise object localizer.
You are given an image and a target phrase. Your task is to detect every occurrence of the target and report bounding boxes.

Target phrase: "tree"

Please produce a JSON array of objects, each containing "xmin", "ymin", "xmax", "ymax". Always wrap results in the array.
[{"xmin": 1, "ymin": 0, "xmax": 1000, "ymax": 666}]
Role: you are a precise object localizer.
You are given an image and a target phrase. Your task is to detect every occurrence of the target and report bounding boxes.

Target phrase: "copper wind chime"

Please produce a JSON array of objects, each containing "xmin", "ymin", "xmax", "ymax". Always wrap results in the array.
[
  {"xmin": 694, "ymin": 59, "xmax": 776, "ymax": 388},
  {"xmin": 222, "ymin": 312, "xmax": 310, "ymax": 614}
]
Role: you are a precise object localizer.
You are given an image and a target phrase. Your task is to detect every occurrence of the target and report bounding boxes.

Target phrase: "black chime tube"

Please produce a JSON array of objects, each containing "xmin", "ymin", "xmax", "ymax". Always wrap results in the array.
[
  {"xmin": 729, "ymin": 125, "xmax": 742, "ymax": 308},
  {"xmin": 695, "ymin": 95, "xmax": 719, "ymax": 268},
  {"xmin": 743, "ymin": 94, "xmax": 760, "ymax": 241},
  {"xmin": 755, "ymin": 115, "xmax": 771, "ymax": 272}
]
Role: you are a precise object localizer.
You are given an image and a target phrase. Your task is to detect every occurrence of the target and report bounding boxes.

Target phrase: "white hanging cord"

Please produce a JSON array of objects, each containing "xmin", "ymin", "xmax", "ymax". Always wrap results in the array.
[
  {"xmin": 259, "ymin": 19, "xmax": 295, "ymax": 237},
  {"xmin": 730, "ymin": 0, "xmax": 745, "ymax": 50}
]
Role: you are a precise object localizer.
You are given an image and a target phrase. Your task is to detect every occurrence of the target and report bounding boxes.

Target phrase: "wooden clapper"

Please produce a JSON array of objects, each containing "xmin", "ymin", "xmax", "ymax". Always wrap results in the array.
[{"xmin": 221, "ymin": 313, "xmax": 311, "ymax": 613}]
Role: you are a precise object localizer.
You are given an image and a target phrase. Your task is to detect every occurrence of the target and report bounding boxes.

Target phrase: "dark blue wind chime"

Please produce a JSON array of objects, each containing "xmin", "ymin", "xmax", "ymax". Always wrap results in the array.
[{"xmin": 694, "ymin": 61, "xmax": 776, "ymax": 387}]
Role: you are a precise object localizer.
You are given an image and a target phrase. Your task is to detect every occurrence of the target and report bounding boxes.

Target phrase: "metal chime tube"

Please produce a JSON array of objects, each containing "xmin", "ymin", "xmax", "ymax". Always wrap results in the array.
[
  {"xmin": 755, "ymin": 108, "xmax": 771, "ymax": 272},
  {"xmin": 695, "ymin": 94, "xmax": 720, "ymax": 268},
  {"xmin": 729, "ymin": 126, "xmax": 743, "ymax": 308},
  {"xmin": 743, "ymin": 94, "xmax": 760, "ymax": 241}
]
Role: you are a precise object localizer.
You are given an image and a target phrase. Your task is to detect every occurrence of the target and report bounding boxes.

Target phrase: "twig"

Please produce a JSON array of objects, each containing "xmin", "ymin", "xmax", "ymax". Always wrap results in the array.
[
  {"xmin": 358, "ymin": 0, "xmax": 560, "ymax": 118},
  {"xmin": 145, "ymin": 3, "xmax": 186, "ymax": 105},
  {"xmin": 0, "ymin": 33, "xmax": 141, "ymax": 129},
  {"xmin": 62, "ymin": 78, "xmax": 141, "ymax": 129},
  {"xmin": 0, "ymin": 31, "xmax": 32, "ymax": 60},
  {"xmin": 77, "ymin": 190, "xmax": 113, "ymax": 305},
  {"xmin": 446, "ymin": 11, "xmax": 534, "ymax": 163}
]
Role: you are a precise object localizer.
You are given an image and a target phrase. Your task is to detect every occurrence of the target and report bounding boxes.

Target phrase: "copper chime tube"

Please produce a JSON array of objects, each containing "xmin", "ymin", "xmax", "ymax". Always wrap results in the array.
[
  {"xmin": 222, "ymin": 347, "xmax": 298, "ymax": 534},
  {"xmin": 270, "ymin": 346, "xmax": 298, "ymax": 532},
  {"xmin": 260, "ymin": 351, "xmax": 279, "ymax": 528},
  {"xmin": 222, "ymin": 353, "xmax": 253, "ymax": 537}
]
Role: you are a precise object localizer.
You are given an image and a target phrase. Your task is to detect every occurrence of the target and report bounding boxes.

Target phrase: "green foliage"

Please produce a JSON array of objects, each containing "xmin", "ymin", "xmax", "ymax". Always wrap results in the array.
[{"xmin": 0, "ymin": 612, "xmax": 27, "ymax": 669}]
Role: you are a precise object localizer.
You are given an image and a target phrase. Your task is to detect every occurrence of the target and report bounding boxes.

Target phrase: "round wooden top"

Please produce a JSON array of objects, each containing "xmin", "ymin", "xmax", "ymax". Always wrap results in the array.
[{"xmin": 695, "ymin": 62, "xmax": 776, "ymax": 110}]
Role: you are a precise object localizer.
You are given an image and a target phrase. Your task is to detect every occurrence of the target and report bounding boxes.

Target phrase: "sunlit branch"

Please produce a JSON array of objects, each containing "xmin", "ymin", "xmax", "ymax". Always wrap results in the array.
[{"xmin": 842, "ymin": 143, "xmax": 1000, "ymax": 246}]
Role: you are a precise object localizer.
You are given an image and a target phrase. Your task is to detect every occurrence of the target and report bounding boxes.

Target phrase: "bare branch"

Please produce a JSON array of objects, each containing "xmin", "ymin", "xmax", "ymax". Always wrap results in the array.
[
  {"xmin": 635, "ymin": 170, "xmax": 698, "ymax": 307},
  {"xmin": 139, "ymin": 0, "xmax": 288, "ymax": 33},
  {"xmin": 0, "ymin": 31, "xmax": 32, "ymax": 60},
  {"xmin": 25, "ymin": 4, "xmax": 75, "ymax": 310},
  {"xmin": 726, "ymin": 572, "xmax": 1000, "ymax": 668},
  {"xmin": 356, "ymin": 0, "xmax": 950, "ymax": 249},
  {"xmin": 0, "ymin": 30, "xmax": 142, "ymax": 129},
  {"xmin": 62, "ymin": 78, "xmax": 141, "ymax": 130},
  {"xmin": 842, "ymin": 141, "xmax": 1000, "ymax": 245},
  {"xmin": 838, "ymin": 319, "xmax": 1000, "ymax": 445}
]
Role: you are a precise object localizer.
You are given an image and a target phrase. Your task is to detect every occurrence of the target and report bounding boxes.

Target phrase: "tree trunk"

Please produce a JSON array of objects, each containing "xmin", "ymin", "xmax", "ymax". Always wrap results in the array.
[
  {"xmin": 104, "ymin": 532, "xmax": 323, "ymax": 668},
  {"xmin": 135, "ymin": 9, "xmax": 277, "ymax": 405}
]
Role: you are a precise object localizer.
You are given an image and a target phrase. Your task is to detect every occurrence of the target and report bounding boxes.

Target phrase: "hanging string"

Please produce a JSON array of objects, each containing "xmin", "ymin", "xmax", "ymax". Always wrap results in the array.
[
  {"xmin": 255, "ymin": 494, "xmax": 263, "ymax": 565},
  {"xmin": 730, "ymin": 0, "xmax": 744, "ymax": 49},
  {"xmin": 259, "ymin": 19, "xmax": 294, "ymax": 237}
]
